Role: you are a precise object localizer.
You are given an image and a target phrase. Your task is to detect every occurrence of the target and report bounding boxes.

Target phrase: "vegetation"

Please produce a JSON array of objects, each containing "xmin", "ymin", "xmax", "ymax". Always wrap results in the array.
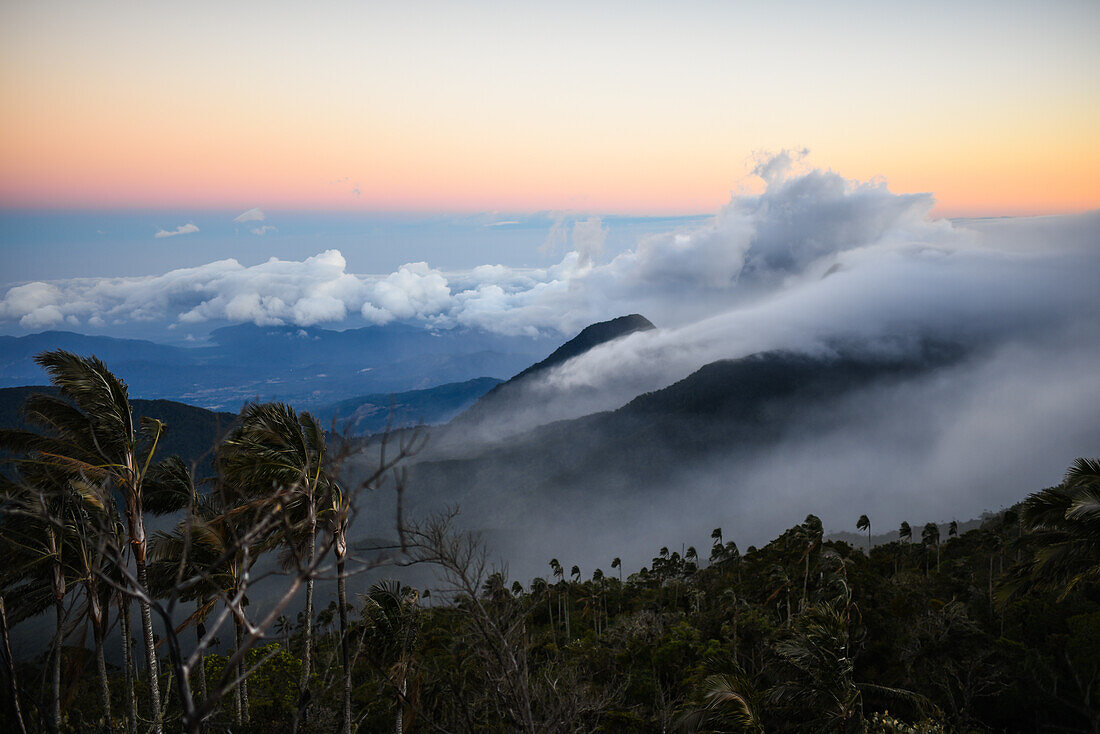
[{"xmin": 0, "ymin": 352, "xmax": 1097, "ymax": 732}]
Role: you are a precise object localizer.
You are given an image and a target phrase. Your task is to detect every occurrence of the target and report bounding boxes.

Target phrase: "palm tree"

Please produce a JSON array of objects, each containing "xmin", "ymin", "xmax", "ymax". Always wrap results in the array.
[
  {"xmin": 1008, "ymin": 457, "xmax": 1100, "ymax": 598},
  {"xmin": 321, "ymin": 481, "xmax": 353, "ymax": 734},
  {"xmin": 364, "ymin": 580, "xmax": 420, "ymax": 734},
  {"xmin": 856, "ymin": 514, "xmax": 871, "ymax": 555},
  {"xmin": 0, "ymin": 470, "xmax": 75, "ymax": 731},
  {"xmin": 550, "ymin": 559, "xmax": 564, "ymax": 639},
  {"xmin": 686, "ymin": 546, "xmax": 699, "ymax": 569},
  {"xmin": 799, "ymin": 515, "xmax": 823, "ymax": 605},
  {"xmin": 591, "ymin": 569, "xmax": 605, "ymax": 635},
  {"xmin": 0, "ymin": 594, "xmax": 29, "ymax": 734},
  {"xmin": 531, "ymin": 576, "xmax": 553, "ymax": 640},
  {"xmin": 0, "ymin": 352, "xmax": 183, "ymax": 733},
  {"xmin": 948, "ymin": 520, "xmax": 958, "ymax": 539},
  {"xmin": 611, "ymin": 557, "xmax": 622, "ymax": 583},
  {"xmin": 568, "ymin": 565, "xmax": 580, "ymax": 639},
  {"xmin": 147, "ymin": 478, "xmax": 273, "ymax": 727},
  {"xmin": 897, "ymin": 521, "xmax": 912, "ymax": 573},
  {"xmin": 770, "ymin": 602, "xmax": 934, "ymax": 728},
  {"xmin": 922, "ymin": 523, "xmax": 941, "ymax": 573},
  {"xmin": 67, "ymin": 477, "xmax": 120, "ymax": 731},
  {"xmin": 218, "ymin": 402, "xmax": 331, "ymax": 724}
]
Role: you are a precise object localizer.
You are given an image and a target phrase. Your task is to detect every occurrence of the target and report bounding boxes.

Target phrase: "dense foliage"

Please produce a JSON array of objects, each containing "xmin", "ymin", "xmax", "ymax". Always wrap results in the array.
[{"xmin": 0, "ymin": 352, "xmax": 1097, "ymax": 733}]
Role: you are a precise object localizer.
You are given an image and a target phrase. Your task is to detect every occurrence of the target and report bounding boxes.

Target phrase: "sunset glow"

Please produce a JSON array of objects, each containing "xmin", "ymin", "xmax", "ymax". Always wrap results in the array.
[{"xmin": 1, "ymin": 1, "xmax": 1097, "ymax": 216}]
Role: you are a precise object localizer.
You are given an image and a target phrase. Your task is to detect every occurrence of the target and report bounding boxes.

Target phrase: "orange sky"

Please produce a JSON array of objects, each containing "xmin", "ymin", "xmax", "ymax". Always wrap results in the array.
[{"xmin": 1, "ymin": 1, "xmax": 1097, "ymax": 216}]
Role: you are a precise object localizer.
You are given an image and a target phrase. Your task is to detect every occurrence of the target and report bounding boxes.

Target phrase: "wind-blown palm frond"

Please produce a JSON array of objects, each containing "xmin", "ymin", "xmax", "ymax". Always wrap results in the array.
[
  {"xmin": 677, "ymin": 671, "xmax": 765, "ymax": 733},
  {"xmin": 144, "ymin": 456, "xmax": 197, "ymax": 516},
  {"xmin": 1008, "ymin": 457, "xmax": 1100, "ymax": 599}
]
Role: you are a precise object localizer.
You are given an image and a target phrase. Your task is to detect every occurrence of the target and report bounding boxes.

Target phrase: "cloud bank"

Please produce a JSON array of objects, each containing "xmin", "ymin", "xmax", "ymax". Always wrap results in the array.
[{"xmin": 2, "ymin": 154, "xmax": 1096, "ymax": 351}]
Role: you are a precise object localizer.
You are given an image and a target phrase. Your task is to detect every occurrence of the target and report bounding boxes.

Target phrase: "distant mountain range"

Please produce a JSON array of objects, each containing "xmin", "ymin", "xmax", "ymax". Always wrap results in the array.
[{"xmin": 0, "ymin": 324, "xmax": 558, "ymax": 411}]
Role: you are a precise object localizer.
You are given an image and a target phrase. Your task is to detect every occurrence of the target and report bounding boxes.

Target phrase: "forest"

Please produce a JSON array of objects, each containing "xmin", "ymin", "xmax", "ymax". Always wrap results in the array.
[{"xmin": 1, "ymin": 350, "xmax": 1098, "ymax": 733}]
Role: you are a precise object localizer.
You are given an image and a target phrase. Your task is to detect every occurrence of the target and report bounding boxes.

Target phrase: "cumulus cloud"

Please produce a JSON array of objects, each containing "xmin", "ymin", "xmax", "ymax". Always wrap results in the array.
[
  {"xmin": 233, "ymin": 207, "xmax": 265, "ymax": 223},
  {"xmin": 3, "ymin": 153, "xmax": 1096, "ymax": 372},
  {"xmin": 154, "ymin": 223, "xmax": 200, "ymax": 238},
  {"xmin": 0, "ymin": 282, "xmax": 66, "ymax": 329},
  {"xmin": 251, "ymin": 225, "xmax": 278, "ymax": 236}
]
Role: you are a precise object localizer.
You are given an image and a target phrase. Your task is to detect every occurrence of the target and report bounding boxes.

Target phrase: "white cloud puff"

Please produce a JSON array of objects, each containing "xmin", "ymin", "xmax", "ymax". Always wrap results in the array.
[{"xmin": 154, "ymin": 223, "xmax": 200, "ymax": 238}]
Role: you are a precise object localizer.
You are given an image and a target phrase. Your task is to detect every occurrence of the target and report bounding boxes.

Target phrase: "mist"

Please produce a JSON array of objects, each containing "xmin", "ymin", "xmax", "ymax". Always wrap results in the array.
[{"xmin": 339, "ymin": 156, "xmax": 1100, "ymax": 582}]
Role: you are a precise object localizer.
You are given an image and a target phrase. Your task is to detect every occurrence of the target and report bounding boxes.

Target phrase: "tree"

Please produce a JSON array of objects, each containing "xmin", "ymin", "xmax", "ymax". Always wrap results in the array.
[
  {"xmin": 0, "ymin": 352, "xmax": 192, "ymax": 734},
  {"xmin": 857, "ymin": 514, "xmax": 871, "ymax": 555},
  {"xmin": 897, "ymin": 521, "xmax": 913, "ymax": 573},
  {"xmin": 1009, "ymin": 457, "xmax": 1100, "ymax": 598},
  {"xmin": 921, "ymin": 523, "xmax": 940, "ymax": 573},
  {"xmin": 218, "ymin": 402, "xmax": 332, "ymax": 727},
  {"xmin": 147, "ymin": 470, "xmax": 276, "ymax": 727},
  {"xmin": 899, "ymin": 521, "xmax": 912, "ymax": 543},
  {"xmin": 0, "ymin": 468, "xmax": 80, "ymax": 731},
  {"xmin": 364, "ymin": 580, "xmax": 420, "ymax": 734},
  {"xmin": 611, "ymin": 556, "xmax": 622, "ymax": 583}
]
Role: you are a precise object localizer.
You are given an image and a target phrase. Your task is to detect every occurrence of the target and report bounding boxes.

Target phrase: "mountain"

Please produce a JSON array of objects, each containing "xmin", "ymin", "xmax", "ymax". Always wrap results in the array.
[
  {"xmin": 315, "ymin": 377, "xmax": 502, "ymax": 435},
  {"xmin": 0, "ymin": 325, "xmax": 559, "ymax": 411},
  {"xmin": 399, "ymin": 342, "xmax": 967, "ymax": 526},
  {"xmin": 452, "ymin": 314, "xmax": 655, "ymax": 431},
  {"xmin": 499, "ymin": 314, "xmax": 655, "ymax": 384},
  {"xmin": 0, "ymin": 386, "xmax": 236, "ymax": 467}
]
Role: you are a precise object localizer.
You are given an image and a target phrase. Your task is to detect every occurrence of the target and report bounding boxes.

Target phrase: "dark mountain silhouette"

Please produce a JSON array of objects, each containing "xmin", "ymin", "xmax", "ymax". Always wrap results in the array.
[
  {"xmin": 402, "ymin": 342, "xmax": 967, "ymax": 523},
  {"xmin": 453, "ymin": 314, "xmax": 655, "ymax": 428},
  {"xmin": 500, "ymin": 314, "xmax": 655, "ymax": 384}
]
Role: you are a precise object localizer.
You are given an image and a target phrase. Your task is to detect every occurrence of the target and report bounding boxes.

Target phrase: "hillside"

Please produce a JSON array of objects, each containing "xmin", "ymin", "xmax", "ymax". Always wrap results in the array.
[
  {"xmin": 452, "ymin": 313, "xmax": 655, "ymax": 430},
  {"xmin": 315, "ymin": 376, "xmax": 502, "ymax": 435},
  {"xmin": 0, "ymin": 326, "xmax": 558, "ymax": 411},
  {"xmin": 405, "ymin": 342, "xmax": 967, "ymax": 522},
  {"xmin": 0, "ymin": 386, "xmax": 236, "ymax": 466}
]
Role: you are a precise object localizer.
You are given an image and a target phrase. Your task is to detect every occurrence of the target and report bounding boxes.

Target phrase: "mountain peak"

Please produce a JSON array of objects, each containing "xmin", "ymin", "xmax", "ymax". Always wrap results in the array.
[
  {"xmin": 506, "ymin": 314, "xmax": 655, "ymax": 384},
  {"xmin": 451, "ymin": 314, "xmax": 655, "ymax": 428}
]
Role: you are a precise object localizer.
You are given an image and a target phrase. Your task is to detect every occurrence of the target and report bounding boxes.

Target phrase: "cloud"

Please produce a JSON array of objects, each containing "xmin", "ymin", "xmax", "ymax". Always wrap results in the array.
[
  {"xmin": 251, "ymin": 225, "xmax": 278, "ymax": 236},
  {"xmin": 571, "ymin": 216, "xmax": 606, "ymax": 267},
  {"xmin": 154, "ymin": 223, "xmax": 200, "ymax": 239},
  {"xmin": 0, "ymin": 282, "xmax": 66, "ymax": 329},
  {"xmin": 233, "ymin": 207, "xmax": 265, "ymax": 223},
  {"xmin": 363, "ymin": 262, "xmax": 452, "ymax": 325},
  {"xmin": 3, "ymin": 154, "xmax": 1096, "ymax": 376}
]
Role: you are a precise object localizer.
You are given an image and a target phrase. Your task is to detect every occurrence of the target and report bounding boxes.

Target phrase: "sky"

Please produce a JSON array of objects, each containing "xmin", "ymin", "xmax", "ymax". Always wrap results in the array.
[{"xmin": 1, "ymin": 0, "xmax": 1098, "ymax": 217}]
